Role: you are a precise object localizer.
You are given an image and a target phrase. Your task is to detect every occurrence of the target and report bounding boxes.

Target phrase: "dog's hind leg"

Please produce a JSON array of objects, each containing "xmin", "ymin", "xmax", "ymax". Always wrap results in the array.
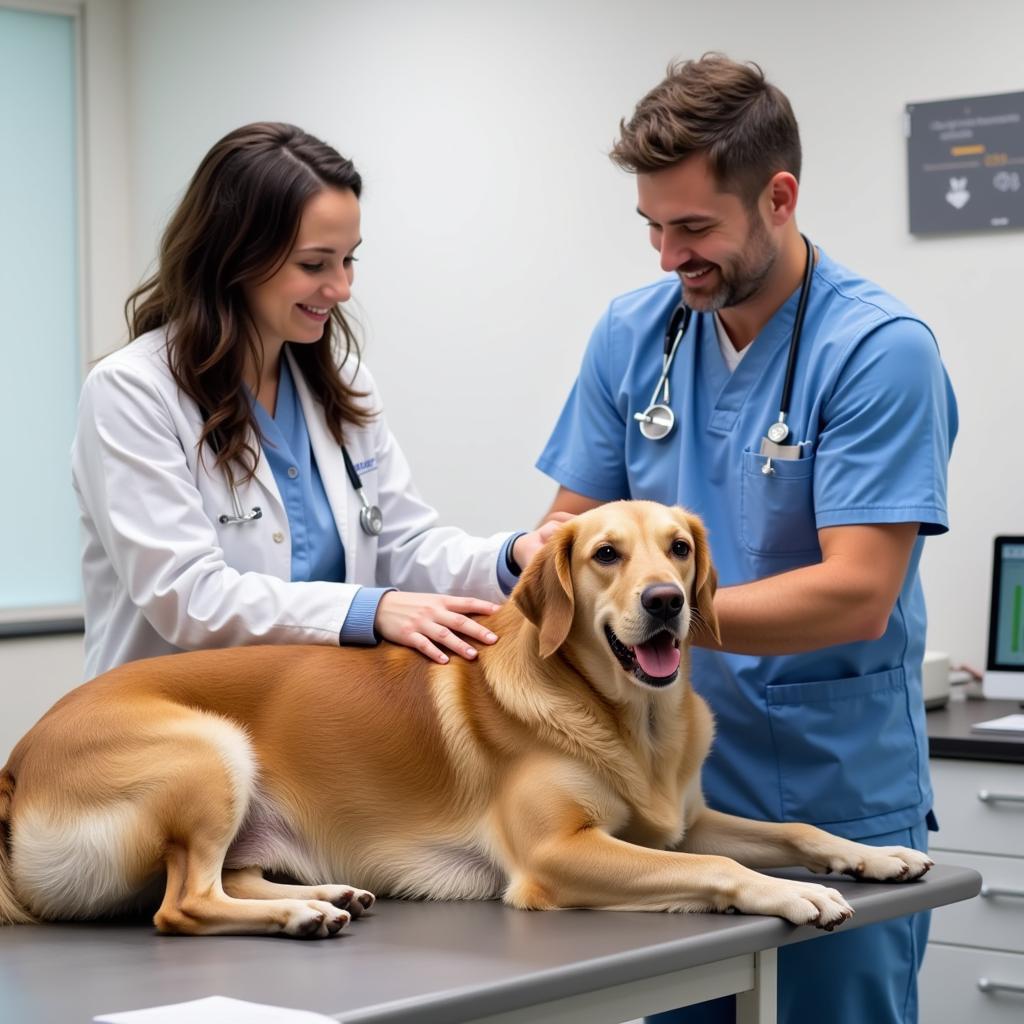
[
  {"xmin": 222, "ymin": 866, "xmax": 375, "ymax": 919},
  {"xmin": 156, "ymin": 845, "xmax": 350, "ymax": 938},
  {"xmin": 149, "ymin": 715, "xmax": 351, "ymax": 938},
  {"xmin": 11, "ymin": 703, "xmax": 350, "ymax": 937}
]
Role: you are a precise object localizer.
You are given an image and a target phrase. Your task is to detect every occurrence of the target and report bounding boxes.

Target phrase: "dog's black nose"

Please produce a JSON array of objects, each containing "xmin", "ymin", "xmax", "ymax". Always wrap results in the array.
[{"xmin": 641, "ymin": 584, "xmax": 685, "ymax": 622}]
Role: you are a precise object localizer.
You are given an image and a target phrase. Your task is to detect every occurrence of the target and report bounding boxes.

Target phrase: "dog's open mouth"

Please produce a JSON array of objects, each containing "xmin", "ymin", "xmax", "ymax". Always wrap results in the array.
[{"xmin": 604, "ymin": 625, "xmax": 681, "ymax": 687}]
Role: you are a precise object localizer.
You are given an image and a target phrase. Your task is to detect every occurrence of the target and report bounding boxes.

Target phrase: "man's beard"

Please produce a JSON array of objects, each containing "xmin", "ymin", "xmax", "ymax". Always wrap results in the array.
[{"xmin": 680, "ymin": 212, "xmax": 777, "ymax": 312}]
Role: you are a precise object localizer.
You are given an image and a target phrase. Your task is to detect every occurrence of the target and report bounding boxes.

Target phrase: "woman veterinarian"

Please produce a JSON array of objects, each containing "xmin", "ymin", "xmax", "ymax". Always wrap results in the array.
[{"xmin": 73, "ymin": 123, "xmax": 556, "ymax": 679}]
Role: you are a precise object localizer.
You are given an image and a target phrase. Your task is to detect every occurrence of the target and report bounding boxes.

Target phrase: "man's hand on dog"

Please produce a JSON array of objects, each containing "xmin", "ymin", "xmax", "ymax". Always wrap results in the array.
[{"xmin": 511, "ymin": 512, "xmax": 576, "ymax": 571}]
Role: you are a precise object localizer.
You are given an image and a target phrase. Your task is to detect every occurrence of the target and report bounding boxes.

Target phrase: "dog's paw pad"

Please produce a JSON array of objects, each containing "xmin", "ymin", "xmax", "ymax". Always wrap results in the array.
[
  {"xmin": 283, "ymin": 900, "xmax": 350, "ymax": 938},
  {"xmin": 325, "ymin": 910, "xmax": 350, "ymax": 935},
  {"xmin": 308, "ymin": 900, "xmax": 350, "ymax": 937},
  {"xmin": 292, "ymin": 911, "xmax": 325, "ymax": 938},
  {"xmin": 330, "ymin": 888, "xmax": 356, "ymax": 909}
]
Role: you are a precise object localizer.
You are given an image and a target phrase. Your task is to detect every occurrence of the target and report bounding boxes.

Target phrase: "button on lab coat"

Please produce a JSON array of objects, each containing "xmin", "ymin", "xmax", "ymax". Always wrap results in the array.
[{"xmin": 72, "ymin": 329, "xmax": 511, "ymax": 679}]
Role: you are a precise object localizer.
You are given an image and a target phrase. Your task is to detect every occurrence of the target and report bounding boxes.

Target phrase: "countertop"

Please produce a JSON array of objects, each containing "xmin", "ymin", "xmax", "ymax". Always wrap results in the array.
[{"xmin": 926, "ymin": 693, "xmax": 1024, "ymax": 763}]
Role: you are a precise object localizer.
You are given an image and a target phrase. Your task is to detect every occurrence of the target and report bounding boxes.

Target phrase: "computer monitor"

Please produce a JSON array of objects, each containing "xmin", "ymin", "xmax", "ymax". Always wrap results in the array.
[{"xmin": 983, "ymin": 536, "xmax": 1024, "ymax": 702}]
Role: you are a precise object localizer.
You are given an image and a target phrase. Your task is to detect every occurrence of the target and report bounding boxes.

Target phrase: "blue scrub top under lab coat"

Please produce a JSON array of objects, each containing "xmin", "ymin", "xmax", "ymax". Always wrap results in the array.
[
  {"xmin": 538, "ymin": 247, "xmax": 958, "ymax": 840},
  {"xmin": 251, "ymin": 355, "xmax": 387, "ymax": 642}
]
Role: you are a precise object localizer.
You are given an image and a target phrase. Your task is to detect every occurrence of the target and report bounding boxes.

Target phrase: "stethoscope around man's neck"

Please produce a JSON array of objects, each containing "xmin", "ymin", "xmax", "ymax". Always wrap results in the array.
[{"xmin": 633, "ymin": 234, "xmax": 815, "ymax": 476}]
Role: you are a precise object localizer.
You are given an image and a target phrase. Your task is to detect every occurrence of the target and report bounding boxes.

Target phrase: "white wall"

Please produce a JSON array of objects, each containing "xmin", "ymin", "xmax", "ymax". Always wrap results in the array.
[
  {"xmin": 125, "ymin": 0, "xmax": 1023, "ymax": 670},
  {"xmin": 5, "ymin": 0, "xmax": 1020, "ymax": 742}
]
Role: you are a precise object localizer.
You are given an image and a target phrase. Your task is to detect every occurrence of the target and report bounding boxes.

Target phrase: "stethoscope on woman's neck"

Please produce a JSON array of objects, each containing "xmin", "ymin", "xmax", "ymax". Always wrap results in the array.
[
  {"xmin": 214, "ymin": 341, "xmax": 386, "ymax": 536},
  {"xmin": 219, "ymin": 445, "xmax": 383, "ymax": 536},
  {"xmin": 634, "ymin": 234, "xmax": 815, "ymax": 476}
]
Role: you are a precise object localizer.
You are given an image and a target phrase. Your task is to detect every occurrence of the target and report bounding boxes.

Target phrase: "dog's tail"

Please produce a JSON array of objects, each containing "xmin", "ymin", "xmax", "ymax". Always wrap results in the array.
[{"xmin": 0, "ymin": 768, "xmax": 36, "ymax": 925}]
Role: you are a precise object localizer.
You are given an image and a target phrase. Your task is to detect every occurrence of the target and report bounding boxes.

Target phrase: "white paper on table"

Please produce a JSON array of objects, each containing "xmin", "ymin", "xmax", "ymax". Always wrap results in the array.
[
  {"xmin": 94, "ymin": 994, "xmax": 337, "ymax": 1023},
  {"xmin": 970, "ymin": 713, "xmax": 1024, "ymax": 735}
]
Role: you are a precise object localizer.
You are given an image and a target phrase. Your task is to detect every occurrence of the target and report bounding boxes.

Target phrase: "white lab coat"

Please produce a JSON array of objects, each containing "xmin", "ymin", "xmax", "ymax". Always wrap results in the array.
[{"xmin": 72, "ymin": 328, "xmax": 512, "ymax": 679}]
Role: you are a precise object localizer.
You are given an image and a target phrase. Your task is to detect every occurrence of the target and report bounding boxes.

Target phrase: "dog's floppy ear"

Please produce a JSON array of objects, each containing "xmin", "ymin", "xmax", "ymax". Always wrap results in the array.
[
  {"xmin": 513, "ymin": 521, "xmax": 576, "ymax": 658},
  {"xmin": 685, "ymin": 512, "xmax": 721, "ymax": 646}
]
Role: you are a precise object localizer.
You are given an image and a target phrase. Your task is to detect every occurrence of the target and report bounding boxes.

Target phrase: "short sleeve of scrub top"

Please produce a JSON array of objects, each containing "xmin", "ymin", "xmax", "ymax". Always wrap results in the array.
[{"xmin": 812, "ymin": 317, "xmax": 957, "ymax": 536}]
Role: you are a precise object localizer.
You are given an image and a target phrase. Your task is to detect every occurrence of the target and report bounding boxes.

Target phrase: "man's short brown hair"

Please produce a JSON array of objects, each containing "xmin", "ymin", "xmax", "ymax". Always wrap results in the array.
[{"xmin": 611, "ymin": 54, "xmax": 801, "ymax": 205}]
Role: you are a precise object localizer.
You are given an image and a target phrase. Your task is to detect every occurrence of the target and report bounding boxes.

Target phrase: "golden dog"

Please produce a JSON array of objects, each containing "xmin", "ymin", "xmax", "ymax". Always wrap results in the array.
[{"xmin": 0, "ymin": 501, "xmax": 931, "ymax": 937}]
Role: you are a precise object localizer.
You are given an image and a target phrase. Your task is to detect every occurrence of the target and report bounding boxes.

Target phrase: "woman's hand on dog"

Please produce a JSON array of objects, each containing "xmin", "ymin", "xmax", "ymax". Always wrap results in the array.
[
  {"xmin": 374, "ymin": 518, "xmax": 574, "ymax": 664},
  {"xmin": 374, "ymin": 592, "xmax": 501, "ymax": 663}
]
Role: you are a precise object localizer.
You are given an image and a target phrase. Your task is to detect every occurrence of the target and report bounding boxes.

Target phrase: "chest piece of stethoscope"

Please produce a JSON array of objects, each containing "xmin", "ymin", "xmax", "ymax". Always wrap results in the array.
[
  {"xmin": 762, "ymin": 417, "xmax": 791, "ymax": 475},
  {"xmin": 343, "ymin": 447, "xmax": 384, "ymax": 536},
  {"xmin": 766, "ymin": 417, "xmax": 790, "ymax": 445},
  {"xmin": 359, "ymin": 503, "xmax": 384, "ymax": 536},
  {"xmin": 219, "ymin": 472, "xmax": 263, "ymax": 525},
  {"xmin": 636, "ymin": 403, "xmax": 675, "ymax": 441},
  {"xmin": 634, "ymin": 305, "xmax": 692, "ymax": 441}
]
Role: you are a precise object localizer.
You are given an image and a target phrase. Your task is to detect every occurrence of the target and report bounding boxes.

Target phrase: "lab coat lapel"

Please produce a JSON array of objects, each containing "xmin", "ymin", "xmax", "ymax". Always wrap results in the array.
[
  {"xmin": 286, "ymin": 347, "xmax": 354, "ymax": 580},
  {"xmin": 249, "ymin": 426, "xmax": 283, "ymax": 512},
  {"xmin": 199, "ymin": 399, "xmax": 283, "ymax": 520}
]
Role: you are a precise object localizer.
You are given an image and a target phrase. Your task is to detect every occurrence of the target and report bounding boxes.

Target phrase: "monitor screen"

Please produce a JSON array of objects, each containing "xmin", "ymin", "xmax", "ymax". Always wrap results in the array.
[{"xmin": 988, "ymin": 537, "xmax": 1024, "ymax": 670}]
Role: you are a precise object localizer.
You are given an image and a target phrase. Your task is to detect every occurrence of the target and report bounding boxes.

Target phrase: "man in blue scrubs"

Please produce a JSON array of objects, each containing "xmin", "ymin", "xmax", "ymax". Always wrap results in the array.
[{"xmin": 537, "ymin": 56, "xmax": 957, "ymax": 1024}]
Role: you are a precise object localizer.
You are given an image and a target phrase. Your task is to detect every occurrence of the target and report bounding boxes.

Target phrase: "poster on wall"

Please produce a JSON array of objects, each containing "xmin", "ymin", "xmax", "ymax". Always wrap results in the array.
[{"xmin": 905, "ymin": 90, "xmax": 1023, "ymax": 235}]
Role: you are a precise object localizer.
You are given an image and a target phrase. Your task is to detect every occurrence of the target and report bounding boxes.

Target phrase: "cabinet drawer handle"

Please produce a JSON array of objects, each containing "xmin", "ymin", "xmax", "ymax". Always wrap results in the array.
[
  {"xmin": 981, "ymin": 885, "xmax": 1024, "ymax": 900},
  {"xmin": 977, "ymin": 790, "xmax": 1024, "ymax": 804},
  {"xmin": 978, "ymin": 978, "xmax": 1024, "ymax": 995}
]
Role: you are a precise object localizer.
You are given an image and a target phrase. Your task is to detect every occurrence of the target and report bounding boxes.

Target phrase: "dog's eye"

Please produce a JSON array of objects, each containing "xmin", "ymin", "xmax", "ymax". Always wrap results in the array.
[
  {"xmin": 671, "ymin": 539, "xmax": 691, "ymax": 559},
  {"xmin": 593, "ymin": 545, "xmax": 619, "ymax": 565}
]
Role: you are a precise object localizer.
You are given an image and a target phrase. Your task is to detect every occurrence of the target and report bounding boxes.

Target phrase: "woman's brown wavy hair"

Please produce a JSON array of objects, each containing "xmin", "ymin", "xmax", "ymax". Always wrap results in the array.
[{"xmin": 125, "ymin": 122, "xmax": 372, "ymax": 483}]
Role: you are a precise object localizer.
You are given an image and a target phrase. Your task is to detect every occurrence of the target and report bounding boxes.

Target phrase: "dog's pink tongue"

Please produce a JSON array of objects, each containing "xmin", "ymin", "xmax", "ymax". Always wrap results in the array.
[{"xmin": 633, "ymin": 634, "xmax": 680, "ymax": 678}]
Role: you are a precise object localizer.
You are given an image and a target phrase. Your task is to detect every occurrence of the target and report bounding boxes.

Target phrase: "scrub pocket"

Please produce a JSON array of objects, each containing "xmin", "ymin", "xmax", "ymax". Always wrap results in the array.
[
  {"xmin": 765, "ymin": 668, "xmax": 921, "ymax": 826},
  {"xmin": 740, "ymin": 448, "xmax": 819, "ymax": 560}
]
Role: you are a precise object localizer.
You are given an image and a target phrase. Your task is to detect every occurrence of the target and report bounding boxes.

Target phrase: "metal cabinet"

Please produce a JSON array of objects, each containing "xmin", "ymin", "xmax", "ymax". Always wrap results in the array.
[{"xmin": 921, "ymin": 759, "xmax": 1024, "ymax": 1022}]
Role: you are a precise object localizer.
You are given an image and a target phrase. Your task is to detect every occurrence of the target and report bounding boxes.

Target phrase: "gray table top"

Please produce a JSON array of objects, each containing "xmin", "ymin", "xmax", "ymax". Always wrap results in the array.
[{"xmin": 0, "ymin": 865, "xmax": 979, "ymax": 1024}]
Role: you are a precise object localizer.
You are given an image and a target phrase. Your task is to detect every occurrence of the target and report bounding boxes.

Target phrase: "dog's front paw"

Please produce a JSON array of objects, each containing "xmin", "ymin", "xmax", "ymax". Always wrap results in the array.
[
  {"xmin": 283, "ymin": 900, "xmax": 351, "ymax": 938},
  {"xmin": 333, "ymin": 885, "xmax": 376, "ymax": 918},
  {"xmin": 836, "ymin": 845, "xmax": 934, "ymax": 882},
  {"xmin": 735, "ymin": 877, "xmax": 854, "ymax": 930}
]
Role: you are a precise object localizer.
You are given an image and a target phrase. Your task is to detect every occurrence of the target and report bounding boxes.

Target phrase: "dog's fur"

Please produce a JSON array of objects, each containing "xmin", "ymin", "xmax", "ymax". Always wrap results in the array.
[{"xmin": 0, "ymin": 501, "xmax": 931, "ymax": 937}]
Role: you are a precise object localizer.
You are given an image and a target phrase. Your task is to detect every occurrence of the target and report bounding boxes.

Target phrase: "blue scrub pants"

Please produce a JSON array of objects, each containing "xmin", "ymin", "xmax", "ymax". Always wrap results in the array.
[{"xmin": 645, "ymin": 819, "xmax": 930, "ymax": 1024}]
